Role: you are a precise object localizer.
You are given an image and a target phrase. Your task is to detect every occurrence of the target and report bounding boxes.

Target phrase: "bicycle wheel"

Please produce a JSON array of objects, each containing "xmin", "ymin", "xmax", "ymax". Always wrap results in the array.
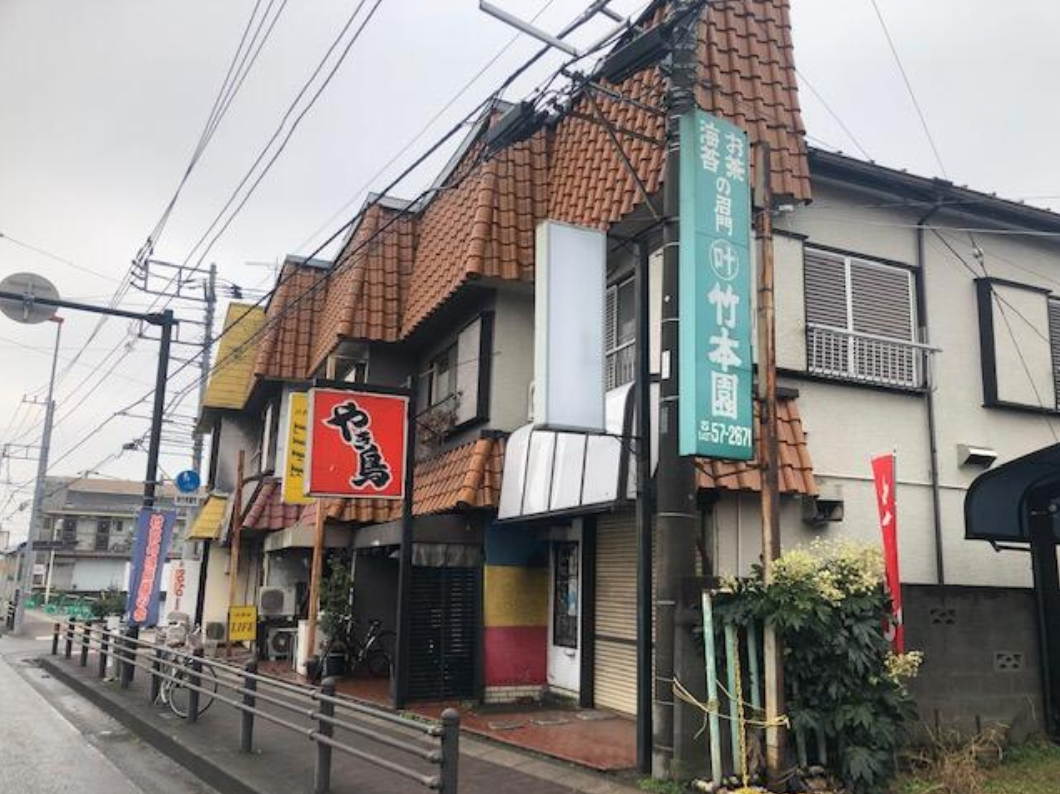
[
  {"xmin": 366, "ymin": 631, "xmax": 395, "ymax": 678},
  {"xmin": 168, "ymin": 661, "xmax": 220, "ymax": 718}
]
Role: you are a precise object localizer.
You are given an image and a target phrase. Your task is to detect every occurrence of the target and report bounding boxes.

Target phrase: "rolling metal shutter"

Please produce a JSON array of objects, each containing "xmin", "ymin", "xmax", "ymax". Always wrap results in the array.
[
  {"xmin": 594, "ymin": 512, "xmax": 639, "ymax": 715},
  {"xmin": 407, "ymin": 566, "xmax": 478, "ymax": 701}
]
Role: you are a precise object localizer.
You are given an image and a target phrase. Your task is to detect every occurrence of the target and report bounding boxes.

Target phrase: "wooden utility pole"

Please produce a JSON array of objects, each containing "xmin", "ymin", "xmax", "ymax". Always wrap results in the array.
[
  {"xmin": 227, "ymin": 450, "xmax": 245, "ymax": 658},
  {"xmin": 754, "ymin": 143, "xmax": 786, "ymax": 784}
]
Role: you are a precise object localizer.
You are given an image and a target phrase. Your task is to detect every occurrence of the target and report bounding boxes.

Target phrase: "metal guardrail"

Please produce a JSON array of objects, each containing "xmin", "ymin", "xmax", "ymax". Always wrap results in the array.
[{"xmin": 52, "ymin": 619, "xmax": 459, "ymax": 793}]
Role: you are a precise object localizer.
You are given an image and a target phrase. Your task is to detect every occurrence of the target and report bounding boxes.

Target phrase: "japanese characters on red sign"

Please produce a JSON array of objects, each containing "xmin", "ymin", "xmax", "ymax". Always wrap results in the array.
[
  {"xmin": 304, "ymin": 388, "xmax": 409, "ymax": 499},
  {"xmin": 871, "ymin": 451, "xmax": 904, "ymax": 653}
]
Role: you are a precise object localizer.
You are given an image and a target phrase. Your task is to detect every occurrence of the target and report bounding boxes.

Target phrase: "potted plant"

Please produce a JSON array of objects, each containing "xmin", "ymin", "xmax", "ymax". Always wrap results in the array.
[{"xmin": 317, "ymin": 558, "xmax": 354, "ymax": 678}]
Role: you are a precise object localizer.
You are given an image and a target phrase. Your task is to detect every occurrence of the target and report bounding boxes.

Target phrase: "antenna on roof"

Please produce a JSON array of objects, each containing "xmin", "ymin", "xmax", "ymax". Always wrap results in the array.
[{"xmin": 478, "ymin": 0, "xmax": 632, "ymax": 59}]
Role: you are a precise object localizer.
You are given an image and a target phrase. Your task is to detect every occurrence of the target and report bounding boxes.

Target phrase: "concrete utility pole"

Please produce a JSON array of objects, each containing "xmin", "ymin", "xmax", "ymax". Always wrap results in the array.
[
  {"xmin": 192, "ymin": 263, "xmax": 217, "ymax": 474},
  {"xmin": 13, "ymin": 317, "xmax": 61, "ymax": 634},
  {"xmin": 653, "ymin": 0, "xmax": 700, "ymax": 779},
  {"xmin": 754, "ymin": 143, "xmax": 786, "ymax": 784}
]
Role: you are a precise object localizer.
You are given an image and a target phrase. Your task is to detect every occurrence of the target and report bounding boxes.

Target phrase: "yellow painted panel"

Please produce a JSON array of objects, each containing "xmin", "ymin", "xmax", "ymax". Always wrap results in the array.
[
  {"xmin": 228, "ymin": 605, "xmax": 257, "ymax": 642},
  {"xmin": 484, "ymin": 566, "xmax": 548, "ymax": 628},
  {"xmin": 187, "ymin": 495, "xmax": 228, "ymax": 540},
  {"xmin": 282, "ymin": 392, "xmax": 312, "ymax": 505},
  {"xmin": 202, "ymin": 303, "xmax": 266, "ymax": 410}
]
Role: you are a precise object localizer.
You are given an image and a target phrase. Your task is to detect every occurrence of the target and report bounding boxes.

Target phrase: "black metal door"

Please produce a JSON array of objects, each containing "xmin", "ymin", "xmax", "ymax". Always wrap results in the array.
[{"xmin": 407, "ymin": 566, "xmax": 478, "ymax": 700}]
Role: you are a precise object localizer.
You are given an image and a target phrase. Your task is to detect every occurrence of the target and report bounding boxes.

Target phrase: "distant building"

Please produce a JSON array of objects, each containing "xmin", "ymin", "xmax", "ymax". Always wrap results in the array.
[{"xmin": 36, "ymin": 477, "xmax": 185, "ymax": 593}]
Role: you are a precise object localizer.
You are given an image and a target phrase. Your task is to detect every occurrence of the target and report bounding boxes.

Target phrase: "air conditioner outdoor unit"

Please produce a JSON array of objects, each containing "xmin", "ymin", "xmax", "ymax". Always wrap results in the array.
[
  {"xmin": 204, "ymin": 621, "xmax": 227, "ymax": 642},
  {"xmin": 266, "ymin": 627, "xmax": 297, "ymax": 661},
  {"xmin": 258, "ymin": 586, "xmax": 297, "ymax": 617}
]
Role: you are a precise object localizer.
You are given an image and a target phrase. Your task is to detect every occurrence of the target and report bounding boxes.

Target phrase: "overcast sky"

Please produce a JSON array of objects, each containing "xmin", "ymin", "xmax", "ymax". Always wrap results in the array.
[{"xmin": 1, "ymin": 0, "xmax": 1058, "ymax": 542}]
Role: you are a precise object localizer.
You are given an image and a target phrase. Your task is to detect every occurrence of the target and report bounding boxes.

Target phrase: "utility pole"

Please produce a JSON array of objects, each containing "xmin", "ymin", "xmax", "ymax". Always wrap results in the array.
[
  {"xmin": 227, "ymin": 449, "xmax": 245, "ymax": 658},
  {"xmin": 754, "ymin": 143, "xmax": 786, "ymax": 784},
  {"xmin": 653, "ymin": 0, "xmax": 699, "ymax": 778},
  {"xmin": 12, "ymin": 317, "xmax": 61, "ymax": 634},
  {"xmin": 192, "ymin": 263, "xmax": 217, "ymax": 473}
]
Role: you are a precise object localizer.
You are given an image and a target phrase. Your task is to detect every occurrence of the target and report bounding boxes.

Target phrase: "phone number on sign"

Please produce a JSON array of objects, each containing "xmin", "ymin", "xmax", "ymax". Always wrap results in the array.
[{"xmin": 698, "ymin": 421, "xmax": 752, "ymax": 449}]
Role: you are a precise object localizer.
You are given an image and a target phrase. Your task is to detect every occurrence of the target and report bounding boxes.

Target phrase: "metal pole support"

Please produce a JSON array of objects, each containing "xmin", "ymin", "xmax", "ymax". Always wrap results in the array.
[
  {"xmin": 119, "ymin": 627, "xmax": 134, "ymax": 689},
  {"xmin": 98, "ymin": 629, "xmax": 110, "ymax": 679},
  {"xmin": 51, "ymin": 622, "xmax": 60, "ymax": 655},
  {"xmin": 64, "ymin": 619, "xmax": 74, "ymax": 659},
  {"xmin": 80, "ymin": 622, "xmax": 91, "ymax": 667},
  {"xmin": 187, "ymin": 648, "xmax": 203, "ymax": 724},
  {"xmin": 149, "ymin": 644, "xmax": 163, "ymax": 704},
  {"xmin": 241, "ymin": 658, "xmax": 257, "ymax": 753},
  {"xmin": 315, "ymin": 678, "xmax": 337, "ymax": 794},
  {"xmin": 440, "ymin": 708, "xmax": 461, "ymax": 794}
]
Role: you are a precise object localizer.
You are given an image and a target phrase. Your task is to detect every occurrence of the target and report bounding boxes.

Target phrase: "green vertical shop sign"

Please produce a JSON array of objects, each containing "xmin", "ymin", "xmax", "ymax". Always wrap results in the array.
[{"xmin": 678, "ymin": 109, "xmax": 754, "ymax": 460}]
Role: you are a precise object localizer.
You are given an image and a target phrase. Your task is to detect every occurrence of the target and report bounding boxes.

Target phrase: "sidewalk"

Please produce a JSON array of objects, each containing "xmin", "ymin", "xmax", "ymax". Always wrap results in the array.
[{"xmin": 41, "ymin": 649, "xmax": 640, "ymax": 794}]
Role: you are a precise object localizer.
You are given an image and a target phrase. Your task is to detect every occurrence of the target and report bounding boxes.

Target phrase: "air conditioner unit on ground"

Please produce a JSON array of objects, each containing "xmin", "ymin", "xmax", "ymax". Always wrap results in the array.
[
  {"xmin": 258, "ymin": 586, "xmax": 297, "ymax": 617},
  {"xmin": 266, "ymin": 627, "xmax": 297, "ymax": 661},
  {"xmin": 204, "ymin": 621, "xmax": 227, "ymax": 645}
]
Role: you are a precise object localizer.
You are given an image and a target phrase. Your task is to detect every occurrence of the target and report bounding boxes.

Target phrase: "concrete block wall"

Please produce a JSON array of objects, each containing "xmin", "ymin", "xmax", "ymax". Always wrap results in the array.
[{"xmin": 904, "ymin": 584, "xmax": 1043, "ymax": 740}]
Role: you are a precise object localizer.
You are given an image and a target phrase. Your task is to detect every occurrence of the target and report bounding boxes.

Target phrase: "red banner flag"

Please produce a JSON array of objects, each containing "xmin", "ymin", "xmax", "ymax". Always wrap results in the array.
[{"xmin": 871, "ymin": 451, "xmax": 904, "ymax": 652}]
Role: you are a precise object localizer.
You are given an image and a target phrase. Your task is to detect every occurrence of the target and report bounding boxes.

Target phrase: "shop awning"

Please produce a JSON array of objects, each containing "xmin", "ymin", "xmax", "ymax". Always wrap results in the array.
[
  {"xmin": 262, "ymin": 523, "xmax": 352, "ymax": 552},
  {"xmin": 965, "ymin": 443, "xmax": 1060, "ymax": 543},
  {"xmin": 498, "ymin": 384, "xmax": 817, "ymax": 521},
  {"xmin": 187, "ymin": 494, "xmax": 229, "ymax": 540}
]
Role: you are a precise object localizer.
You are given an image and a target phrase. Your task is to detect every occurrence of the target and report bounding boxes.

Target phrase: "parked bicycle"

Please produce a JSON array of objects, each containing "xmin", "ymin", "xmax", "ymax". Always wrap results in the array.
[
  {"xmin": 311, "ymin": 617, "xmax": 395, "ymax": 683},
  {"xmin": 154, "ymin": 622, "xmax": 220, "ymax": 718}
]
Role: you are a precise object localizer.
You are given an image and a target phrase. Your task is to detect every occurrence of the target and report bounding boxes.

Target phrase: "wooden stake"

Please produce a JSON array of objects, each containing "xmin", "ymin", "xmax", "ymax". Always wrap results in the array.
[
  {"xmin": 305, "ymin": 498, "xmax": 325, "ymax": 667},
  {"xmin": 755, "ymin": 143, "xmax": 786, "ymax": 786},
  {"xmin": 227, "ymin": 450, "xmax": 245, "ymax": 659}
]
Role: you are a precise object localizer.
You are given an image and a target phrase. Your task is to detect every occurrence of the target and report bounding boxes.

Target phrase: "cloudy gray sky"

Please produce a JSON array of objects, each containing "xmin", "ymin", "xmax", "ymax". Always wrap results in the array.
[{"xmin": 0, "ymin": 0, "xmax": 1057, "ymax": 541}]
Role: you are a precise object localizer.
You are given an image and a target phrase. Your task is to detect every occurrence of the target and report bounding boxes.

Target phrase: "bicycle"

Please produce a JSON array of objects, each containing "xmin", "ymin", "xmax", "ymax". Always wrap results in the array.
[
  {"xmin": 154, "ymin": 623, "xmax": 220, "ymax": 718},
  {"xmin": 312, "ymin": 617, "xmax": 395, "ymax": 683}
]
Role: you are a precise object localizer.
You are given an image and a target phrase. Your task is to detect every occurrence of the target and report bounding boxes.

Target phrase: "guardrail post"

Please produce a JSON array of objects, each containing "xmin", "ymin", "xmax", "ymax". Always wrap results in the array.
[
  {"xmin": 149, "ymin": 643, "xmax": 163, "ymax": 704},
  {"xmin": 119, "ymin": 627, "xmax": 134, "ymax": 689},
  {"xmin": 51, "ymin": 622, "xmax": 60, "ymax": 656},
  {"xmin": 64, "ymin": 618, "xmax": 74, "ymax": 659},
  {"xmin": 79, "ymin": 622, "xmax": 91, "ymax": 667},
  {"xmin": 440, "ymin": 708, "xmax": 461, "ymax": 794},
  {"xmin": 98, "ymin": 629, "xmax": 109, "ymax": 679},
  {"xmin": 241, "ymin": 658, "xmax": 257, "ymax": 753},
  {"xmin": 187, "ymin": 647, "xmax": 203, "ymax": 724},
  {"xmin": 314, "ymin": 677, "xmax": 337, "ymax": 794}
]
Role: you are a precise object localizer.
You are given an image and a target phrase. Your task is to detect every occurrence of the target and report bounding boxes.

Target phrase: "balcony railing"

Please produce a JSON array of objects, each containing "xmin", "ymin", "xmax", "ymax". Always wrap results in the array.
[
  {"xmin": 807, "ymin": 323, "xmax": 938, "ymax": 390},
  {"xmin": 606, "ymin": 341, "xmax": 636, "ymax": 390}
]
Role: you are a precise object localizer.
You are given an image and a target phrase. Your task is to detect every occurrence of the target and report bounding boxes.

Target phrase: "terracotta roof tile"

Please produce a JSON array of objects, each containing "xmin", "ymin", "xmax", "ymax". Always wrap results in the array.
[
  {"xmin": 254, "ymin": 261, "xmax": 328, "ymax": 382},
  {"xmin": 243, "ymin": 479, "xmax": 304, "ymax": 531},
  {"xmin": 695, "ymin": 397, "xmax": 816, "ymax": 495},
  {"xmin": 304, "ymin": 436, "xmax": 507, "ymax": 526}
]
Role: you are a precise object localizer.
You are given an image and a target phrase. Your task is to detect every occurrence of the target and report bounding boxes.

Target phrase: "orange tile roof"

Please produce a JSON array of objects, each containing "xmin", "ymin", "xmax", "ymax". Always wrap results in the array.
[
  {"xmin": 254, "ymin": 260, "xmax": 328, "ymax": 382},
  {"xmin": 695, "ymin": 397, "xmax": 816, "ymax": 495},
  {"xmin": 243, "ymin": 478, "xmax": 304, "ymax": 531},
  {"xmin": 302, "ymin": 435, "xmax": 507, "ymax": 526}
]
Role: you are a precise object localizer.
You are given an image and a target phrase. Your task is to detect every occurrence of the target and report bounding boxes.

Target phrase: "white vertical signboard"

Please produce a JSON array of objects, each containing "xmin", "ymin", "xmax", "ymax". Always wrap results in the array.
[{"xmin": 534, "ymin": 220, "xmax": 606, "ymax": 433}]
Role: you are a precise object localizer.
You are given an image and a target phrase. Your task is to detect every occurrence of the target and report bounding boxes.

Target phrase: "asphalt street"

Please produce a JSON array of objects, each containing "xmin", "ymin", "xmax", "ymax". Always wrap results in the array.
[{"xmin": 0, "ymin": 613, "xmax": 217, "ymax": 794}]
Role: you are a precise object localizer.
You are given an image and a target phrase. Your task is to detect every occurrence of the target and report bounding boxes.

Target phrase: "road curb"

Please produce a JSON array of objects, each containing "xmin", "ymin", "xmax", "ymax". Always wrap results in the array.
[{"xmin": 40, "ymin": 656, "xmax": 262, "ymax": 794}]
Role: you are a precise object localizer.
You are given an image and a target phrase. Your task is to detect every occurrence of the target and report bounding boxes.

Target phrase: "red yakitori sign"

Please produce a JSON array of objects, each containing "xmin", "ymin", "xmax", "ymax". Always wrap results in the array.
[{"xmin": 304, "ymin": 387, "xmax": 409, "ymax": 499}]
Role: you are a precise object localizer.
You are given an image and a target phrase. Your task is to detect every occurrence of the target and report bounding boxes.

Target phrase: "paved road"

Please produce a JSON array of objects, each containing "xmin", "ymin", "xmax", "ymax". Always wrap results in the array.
[{"xmin": 0, "ymin": 614, "xmax": 217, "ymax": 794}]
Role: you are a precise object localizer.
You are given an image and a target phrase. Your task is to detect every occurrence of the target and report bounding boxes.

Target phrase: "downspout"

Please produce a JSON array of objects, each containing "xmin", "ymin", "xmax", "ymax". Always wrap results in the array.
[{"xmin": 917, "ymin": 202, "xmax": 946, "ymax": 585}]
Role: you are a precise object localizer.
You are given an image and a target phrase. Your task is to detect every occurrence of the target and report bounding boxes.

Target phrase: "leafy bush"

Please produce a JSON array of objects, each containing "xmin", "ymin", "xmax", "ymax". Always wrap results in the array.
[
  {"xmin": 718, "ymin": 540, "xmax": 921, "ymax": 794},
  {"xmin": 319, "ymin": 557, "xmax": 354, "ymax": 646},
  {"xmin": 90, "ymin": 587, "xmax": 127, "ymax": 619}
]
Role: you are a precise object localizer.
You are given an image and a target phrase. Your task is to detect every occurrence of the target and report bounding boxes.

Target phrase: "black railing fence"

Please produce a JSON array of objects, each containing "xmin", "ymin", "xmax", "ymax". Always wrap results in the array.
[{"xmin": 51, "ymin": 619, "xmax": 459, "ymax": 794}]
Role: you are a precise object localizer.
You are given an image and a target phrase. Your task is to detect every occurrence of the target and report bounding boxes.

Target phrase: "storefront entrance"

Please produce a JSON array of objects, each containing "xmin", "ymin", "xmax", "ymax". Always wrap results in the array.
[{"xmin": 547, "ymin": 528, "xmax": 581, "ymax": 695}]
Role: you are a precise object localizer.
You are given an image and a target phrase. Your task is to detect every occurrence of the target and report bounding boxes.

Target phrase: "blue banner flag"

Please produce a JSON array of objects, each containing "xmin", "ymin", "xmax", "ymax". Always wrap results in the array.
[
  {"xmin": 678, "ymin": 109, "xmax": 755, "ymax": 460},
  {"xmin": 125, "ymin": 508, "xmax": 177, "ymax": 627}
]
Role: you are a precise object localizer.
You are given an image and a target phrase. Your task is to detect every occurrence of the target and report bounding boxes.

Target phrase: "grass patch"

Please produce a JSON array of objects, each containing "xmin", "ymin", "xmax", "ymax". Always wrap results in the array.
[
  {"xmin": 637, "ymin": 776, "xmax": 686, "ymax": 794},
  {"xmin": 896, "ymin": 737, "xmax": 1060, "ymax": 794},
  {"xmin": 981, "ymin": 740, "xmax": 1060, "ymax": 794}
]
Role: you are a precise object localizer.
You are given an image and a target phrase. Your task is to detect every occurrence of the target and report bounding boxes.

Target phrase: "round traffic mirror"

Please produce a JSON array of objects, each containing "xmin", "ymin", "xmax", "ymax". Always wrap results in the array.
[{"xmin": 0, "ymin": 271, "xmax": 60, "ymax": 324}]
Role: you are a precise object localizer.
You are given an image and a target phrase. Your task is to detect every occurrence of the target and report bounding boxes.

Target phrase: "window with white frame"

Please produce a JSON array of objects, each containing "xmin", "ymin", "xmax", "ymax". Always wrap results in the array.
[
  {"xmin": 804, "ymin": 248, "xmax": 923, "ymax": 388},
  {"xmin": 605, "ymin": 277, "xmax": 636, "ymax": 389}
]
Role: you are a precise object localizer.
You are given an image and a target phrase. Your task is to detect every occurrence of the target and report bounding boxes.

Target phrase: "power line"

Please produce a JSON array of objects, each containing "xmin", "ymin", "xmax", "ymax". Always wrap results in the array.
[
  {"xmin": 0, "ymin": 232, "xmax": 121, "ymax": 283},
  {"xmin": 793, "ymin": 67, "xmax": 872, "ymax": 161},
  {"xmin": 867, "ymin": 0, "xmax": 948, "ymax": 179}
]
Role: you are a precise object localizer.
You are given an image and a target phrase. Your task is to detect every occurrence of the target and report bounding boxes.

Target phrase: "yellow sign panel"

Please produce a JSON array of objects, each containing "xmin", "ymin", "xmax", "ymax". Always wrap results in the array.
[
  {"xmin": 228, "ymin": 605, "xmax": 257, "ymax": 642},
  {"xmin": 282, "ymin": 392, "xmax": 313, "ymax": 505}
]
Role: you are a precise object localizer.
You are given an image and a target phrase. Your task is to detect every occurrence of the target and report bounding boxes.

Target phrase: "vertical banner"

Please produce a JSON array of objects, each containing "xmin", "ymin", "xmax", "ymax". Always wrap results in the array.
[
  {"xmin": 871, "ymin": 451, "xmax": 904, "ymax": 652},
  {"xmin": 678, "ymin": 109, "xmax": 754, "ymax": 459},
  {"xmin": 166, "ymin": 559, "xmax": 201, "ymax": 619},
  {"xmin": 126, "ymin": 508, "xmax": 177, "ymax": 628},
  {"xmin": 304, "ymin": 387, "xmax": 409, "ymax": 499},
  {"xmin": 282, "ymin": 391, "xmax": 313, "ymax": 505}
]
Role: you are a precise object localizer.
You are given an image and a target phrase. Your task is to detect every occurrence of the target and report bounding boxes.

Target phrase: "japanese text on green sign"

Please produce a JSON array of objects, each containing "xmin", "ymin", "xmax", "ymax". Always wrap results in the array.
[{"xmin": 678, "ymin": 109, "xmax": 754, "ymax": 460}]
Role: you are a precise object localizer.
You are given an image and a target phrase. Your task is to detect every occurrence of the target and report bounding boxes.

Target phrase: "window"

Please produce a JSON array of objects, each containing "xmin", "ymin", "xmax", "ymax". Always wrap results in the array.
[
  {"xmin": 419, "ymin": 344, "xmax": 458, "ymax": 409},
  {"xmin": 605, "ymin": 277, "xmax": 636, "ymax": 389},
  {"xmin": 95, "ymin": 519, "xmax": 110, "ymax": 552},
  {"xmin": 60, "ymin": 517, "xmax": 77, "ymax": 546},
  {"xmin": 804, "ymin": 248, "xmax": 923, "ymax": 388}
]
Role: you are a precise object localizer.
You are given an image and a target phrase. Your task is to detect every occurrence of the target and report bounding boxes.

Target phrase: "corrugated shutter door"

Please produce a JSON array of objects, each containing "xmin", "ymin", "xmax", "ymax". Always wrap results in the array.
[
  {"xmin": 849, "ymin": 259, "xmax": 916, "ymax": 385},
  {"xmin": 594, "ymin": 512, "xmax": 638, "ymax": 715},
  {"xmin": 804, "ymin": 250, "xmax": 849, "ymax": 376},
  {"xmin": 1049, "ymin": 300, "xmax": 1060, "ymax": 409}
]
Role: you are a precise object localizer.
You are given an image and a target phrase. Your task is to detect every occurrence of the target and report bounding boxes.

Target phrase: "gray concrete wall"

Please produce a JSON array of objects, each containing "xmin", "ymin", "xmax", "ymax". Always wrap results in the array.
[
  {"xmin": 903, "ymin": 585, "xmax": 1043, "ymax": 740},
  {"xmin": 490, "ymin": 288, "xmax": 534, "ymax": 432}
]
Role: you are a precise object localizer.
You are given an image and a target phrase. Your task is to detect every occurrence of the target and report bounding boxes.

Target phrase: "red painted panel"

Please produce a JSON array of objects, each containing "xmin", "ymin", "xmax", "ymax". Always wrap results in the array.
[{"xmin": 484, "ymin": 625, "xmax": 547, "ymax": 686}]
